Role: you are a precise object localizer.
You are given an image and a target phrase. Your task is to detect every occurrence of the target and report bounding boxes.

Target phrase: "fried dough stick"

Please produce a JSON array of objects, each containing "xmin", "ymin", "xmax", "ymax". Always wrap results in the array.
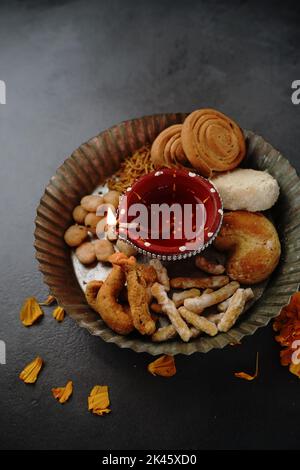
[
  {"xmin": 218, "ymin": 288, "xmax": 253, "ymax": 332},
  {"xmin": 125, "ymin": 263, "xmax": 156, "ymax": 335},
  {"xmin": 184, "ymin": 281, "xmax": 240, "ymax": 313},
  {"xmin": 96, "ymin": 265, "xmax": 134, "ymax": 335},
  {"xmin": 178, "ymin": 307, "xmax": 218, "ymax": 336},
  {"xmin": 170, "ymin": 275, "xmax": 229, "ymax": 289},
  {"xmin": 195, "ymin": 255, "xmax": 225, "ymax": 275},
  {"xmin": 151, "ymin": 283, "xmax": 191, "ymax": 342},
  {"xmin": 149, "ymin": 259, "xmax": 170, "ymax": 291},
  {"xmin": 152, "ymin": 324, "xmax": 200, "ymax": 342},
  {"xmin": 217, "ymin": 288, "xmax": 254, "ymax": 312}
]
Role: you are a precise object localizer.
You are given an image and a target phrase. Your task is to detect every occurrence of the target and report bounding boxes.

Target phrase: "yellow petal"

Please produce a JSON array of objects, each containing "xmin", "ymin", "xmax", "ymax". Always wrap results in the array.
[
  {"xmin": 289, "ymin": 362, "xmax": 300, "ymax": 378},
  {"xmin": 88, "ymin": 385, "xmax": 111, "ymax": 416},
  {"xmin": 40, "ymin": 295, "xmax": 56, "ymax": 306},
  {"xmin": 52, "ymin": 306, "xmax": 65, "ymax": 322},
  {"xmin": 20, "ymin": 297, "xmax": 43, "ymax": 327},
  {"xmin": 52, "ymin": 381, "xmax": 73, "ymax": 403},
  {"xmin": 19, "ymin": 356, "xmax": 43, "ymax": 384},
  {"xmin": 234, "ymin": 352, "xmax": 259, "ymax": 381},
  {"xmin": 148, "ymin": 355, "xmax": 176, "ymax": 377}
]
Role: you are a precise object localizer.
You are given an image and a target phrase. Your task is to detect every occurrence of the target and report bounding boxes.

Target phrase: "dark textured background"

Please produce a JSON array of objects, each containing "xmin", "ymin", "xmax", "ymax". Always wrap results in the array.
[{"xmin": 0, "ymin": 0, "xmax": 300, "ymax": 450}]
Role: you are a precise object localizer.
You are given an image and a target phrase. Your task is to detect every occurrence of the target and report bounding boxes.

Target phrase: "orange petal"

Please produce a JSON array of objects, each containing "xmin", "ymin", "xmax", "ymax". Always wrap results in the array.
[
  {"xmin": 20, "ymin": 297, "xmax": 43, "ymax": 327},
  {"xmin": 52, "ymin": 381, "xmax": 73, "ymax": 404},
  {"xmin": 289, "ymin": 362, "xmax": 300, "ymax": 378},
  {"xmin": 19, "ymin": 356, "xmax": 43, "ymax": 384},
  {"xmin": 52, "ymin": 306, "xmax": 65, "ymax": 322},
  {"xmin": 88, "ymin": 385, "xmax": 111, "ymax": 416},
  {"xmin": 40, "ymin": 295, "xmax": 56, "ymax": 306},
  {"xmin": 148, "ymin": 355, "xmax": 176, "ymax": 377},
  {"xmin": 234, "ymin": 352, "xmax": 259, "ymax": 381}
]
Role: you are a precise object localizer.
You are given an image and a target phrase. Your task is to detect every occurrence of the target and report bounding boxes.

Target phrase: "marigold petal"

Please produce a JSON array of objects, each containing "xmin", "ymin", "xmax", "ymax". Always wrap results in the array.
[
  {"xmin": 289, "ymin": 362, "xmax": 300, "ymax": 378},
  {"xmin": 52, "ymin": 381, "xmax": 73, "ymax": 404},
  {"xmin": 88, "ymin": 385, "xmax": 111, "ymax": 416},
  {"xmin": 19, "ymin": 356, "xmax": 43, "ymax": 384},
  {"xmin": 20, "ymin": 297, "xmax": 43, "ymax": 326},
  {"xmin": 234, "ymin": 352, "xmax": 259, "ymax": 381},
  {"xmin": 52, "ymin": 306, "xmax": 65, "ymax": 322},
  {"xmin": 40, "ymin": 295, "xmax": 56, "ymax": 306},
  {"xmin": 148, "ymin": 355, "xmax": 176, "ymax": 377}
]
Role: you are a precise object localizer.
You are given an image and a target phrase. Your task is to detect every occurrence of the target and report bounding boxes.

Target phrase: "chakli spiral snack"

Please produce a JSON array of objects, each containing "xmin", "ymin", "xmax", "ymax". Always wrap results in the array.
[
  {"xmin": 151, "ymin": 124, "xmax": 187, "ymax": 168},
  {"xmin": 181, "ymin": 108, "xmax": 246, "ymax": 177}
]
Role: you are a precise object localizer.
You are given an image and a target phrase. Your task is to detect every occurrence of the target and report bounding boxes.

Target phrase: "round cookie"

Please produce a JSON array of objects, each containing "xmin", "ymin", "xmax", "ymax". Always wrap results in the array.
[{"xmin": 181, "ymin": 108, "xmax": 246, "ymax": 177}]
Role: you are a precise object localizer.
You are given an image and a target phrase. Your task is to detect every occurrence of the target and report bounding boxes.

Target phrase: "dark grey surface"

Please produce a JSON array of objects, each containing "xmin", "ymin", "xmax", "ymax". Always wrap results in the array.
[{"xmin": 0, "ymin": 0, "xmax": 300, "ymax": 450}]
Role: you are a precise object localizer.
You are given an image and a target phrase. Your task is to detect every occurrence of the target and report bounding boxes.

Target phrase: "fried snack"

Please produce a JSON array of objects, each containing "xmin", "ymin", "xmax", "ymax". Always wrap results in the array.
[
  {"xmin": 107, "ymin": 145, "xmax": 154, "ymax": 193},
  {"xmin": 64, "ymin": 225, "xmax": 88, "ymax": 247},
  {"xmin": 217, "ymin": 287, "xmax": 254, "ymax": 312},
  {"xmin": 213, "ymin": 211, "xmax": 281, "ymax": 284},
  {"xmin": 116, "ymin": 239, "xmax": 138, "ymax": 257},
  {"xmin": 96, "ymin": 265, "xmax": 134, "ymax": 335},
  {"xmin": 125, "ymin": 263, "xmax": 156, "ymax": 335},
  {"xmin": 85, "ymin": 280, "xmax": 103, "ymax": 310},
  {"xmin": 108, "ymin": 252, "xmax": 136, "ymax": 266},
  {"xmin": 218, "ymin": 288, "xmax": 251, "ymax": 332},
  {"xmin": 195, "ymin": 255, "xmax": 225, "ymax": 275},
  {"xmin": 178, "ymin": 307, "xmax": 218, "ymax": 336},
  {"xmin": 84, "ymin": 213, "xmax": 104, "ymax": 234},
  {"xmin": 149, "ymin": 259, "xmax": 170, "ymax": 291},
  {"xmin": 172, "ymin": 288, "xmax": 201, "ymax": 307},
  {"xmin": 184, "ymin": 281, "xmax": 240, "ymax": 313},
  {"xmin": 170, "ymin": 275, "xmax": 229, "ymax": 289},
  {"xmin": 75, "ymin": 242, "xmax": 96, "ymax": 265},
  {"xmin": 181, "ymin": 108, "xmax": 245, "ymax": 177},
  {"xmin": 151, "ymin": 283, "xmax": 191, "ymax": 342},
  {"xmin": 211, "ymin": 169, "xmax": 280, "ymax": 212},
  {"xmin": 150, "ymin": 302, "xmax": 163, "ymax": 314},
  {"xmin": 94, "ymin": 239, "xmax": 115, "ymax": 262},
  {"xmin": 103, "ymin": 190, "xmax": 121, "ymax": 209},
  {"xmin": 81, "ymin": 195, "xmax": 103, "ymax": 212},
  {"xmin": 151, "ymin": 124, "xmax": 187, "ymax": 168},
  {"xmin": 151, "ymin": 324, "xmax": 201, "ymax": 342},
  {"xmin": 205, "ymin": 311, "xmax": 224, "ymax": 326},
  {"xmin": 73, "ymin": 205, "xmax": 88, "ymax": 224}
]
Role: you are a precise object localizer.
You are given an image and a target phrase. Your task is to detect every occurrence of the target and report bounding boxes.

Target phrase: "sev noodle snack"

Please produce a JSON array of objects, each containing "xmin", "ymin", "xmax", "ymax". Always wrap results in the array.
[{"xmin": 107, "ymin": 146, "xmax": 154, "ymax": 193}]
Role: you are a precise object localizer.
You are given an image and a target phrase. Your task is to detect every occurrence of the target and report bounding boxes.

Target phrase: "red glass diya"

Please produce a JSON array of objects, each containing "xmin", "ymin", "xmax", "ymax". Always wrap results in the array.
[{"xmin": 117, "ymin": 168, "xmax": 223, "ymax": 261}]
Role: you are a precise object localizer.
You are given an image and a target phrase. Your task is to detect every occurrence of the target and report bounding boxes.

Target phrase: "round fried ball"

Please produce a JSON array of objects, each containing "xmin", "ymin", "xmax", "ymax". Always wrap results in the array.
[
  {"xmin": 103, "ymin": 190, "xmax": 121, "ymax": 209},
  {"xmin": 64, "ymin": 225, "xmax": 88, "ymax": 247},
  {"xmin": 81, "ymin": 195, "xmax": 104, "ymax": 212},
  {"xmin": 75, "ymin": 242, "xmax": 96, "ymax": 265},
  {"xmin": 84, "ymin": 213, "xmax": 104, "ymax": 234},
  {"xmin": 73, "ymin": 205, "xmax": 88, "ymax": 224},
  {"xmin": 94, "ymin": 239, "xmax": 115, "ymax": 262}
]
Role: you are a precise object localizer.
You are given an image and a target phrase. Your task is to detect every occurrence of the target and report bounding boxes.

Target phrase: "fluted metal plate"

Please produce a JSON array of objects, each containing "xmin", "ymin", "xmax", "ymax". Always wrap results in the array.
[{"xmin": 34, "ymin": 114, "xmax": 300, "ymax": 355}]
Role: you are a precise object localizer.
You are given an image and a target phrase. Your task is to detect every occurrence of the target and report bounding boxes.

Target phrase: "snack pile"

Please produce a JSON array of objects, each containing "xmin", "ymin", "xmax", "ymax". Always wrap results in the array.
[{"xmin": 62, "ymin": 107, "xmax": 282, "ymax": 344}]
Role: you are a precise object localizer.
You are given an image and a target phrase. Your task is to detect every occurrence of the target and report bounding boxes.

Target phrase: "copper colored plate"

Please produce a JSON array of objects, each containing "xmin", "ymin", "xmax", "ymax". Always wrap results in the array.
[{"xmin": 34, "ymin": 114, "xmax": 300, "ymax": 355}]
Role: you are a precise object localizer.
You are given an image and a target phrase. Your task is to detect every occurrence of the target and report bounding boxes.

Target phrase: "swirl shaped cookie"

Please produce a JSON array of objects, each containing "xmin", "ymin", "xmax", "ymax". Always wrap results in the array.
[
  {"xmin": 181, "ymin": 109, "xmax": 246, "ymax": 177},
  {"xmin": 151, "ymin": 124, "xmax": 187, "ymax": 168},
  {"xmin": 213, "ymin": 211, "xmax": 281, "ymax": 285}
]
